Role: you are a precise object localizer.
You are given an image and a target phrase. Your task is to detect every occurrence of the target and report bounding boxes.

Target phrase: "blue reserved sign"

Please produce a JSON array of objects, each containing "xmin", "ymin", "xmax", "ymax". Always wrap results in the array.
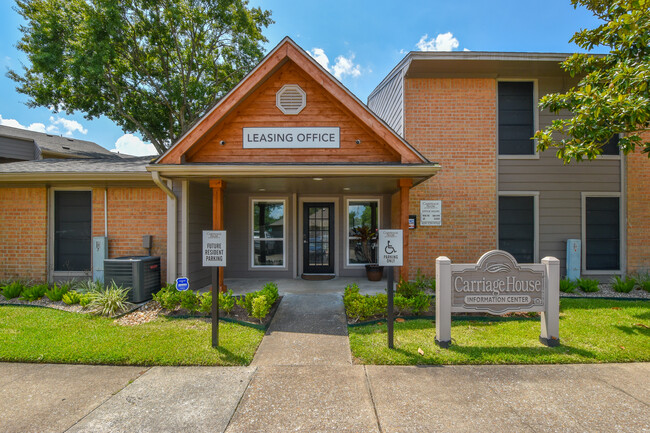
[{"xmin": 175, "ymin": 277, "xmax": 189, "ymax": 291}]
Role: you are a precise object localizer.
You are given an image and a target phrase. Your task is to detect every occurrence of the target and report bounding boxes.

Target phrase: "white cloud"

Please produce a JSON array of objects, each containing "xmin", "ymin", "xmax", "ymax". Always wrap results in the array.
[
  {"xmin": 416, "ymin": 32, "xmax": 460, "ymax": 51},
  {"xmin": 309, "ymin": 47, "xmax": 362, "ymax": 80},
  {"xmin": 48, "ymin": 116, "xmax": 88, "ymax": 136},
  {"xmin": 110, "ymin": 134, "xmax": 156, "ymax": 156},
  {"xmin": 0, "ymin": 115, "xmax": 50, "ymax": 133}
]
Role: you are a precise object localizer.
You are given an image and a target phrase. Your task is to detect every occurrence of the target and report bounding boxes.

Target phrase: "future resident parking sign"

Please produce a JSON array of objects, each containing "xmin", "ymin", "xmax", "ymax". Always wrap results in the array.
[
  {"xmin": 202, "ymin": 231, "xmax": 226, "ymax": 267},
  {"xmin": 378, "ymin": 230, "xmax": 403, "ymax": 267}
]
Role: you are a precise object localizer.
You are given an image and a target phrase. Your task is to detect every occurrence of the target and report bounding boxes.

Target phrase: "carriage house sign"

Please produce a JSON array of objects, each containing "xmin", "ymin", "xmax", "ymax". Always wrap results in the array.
[
  {"xmin": 435, "ymin": 250, "xmax": 561, "ymax": 348},
  {"xmin": 243, "ymin": 127, "xmax": 340, "ymax": 149}
]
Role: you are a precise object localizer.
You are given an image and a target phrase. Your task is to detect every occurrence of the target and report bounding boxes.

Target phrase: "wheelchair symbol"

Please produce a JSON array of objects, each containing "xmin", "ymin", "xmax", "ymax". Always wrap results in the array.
[{"xmin": 384, "ymin": 241, "xmax": 397, "ymax": 254}]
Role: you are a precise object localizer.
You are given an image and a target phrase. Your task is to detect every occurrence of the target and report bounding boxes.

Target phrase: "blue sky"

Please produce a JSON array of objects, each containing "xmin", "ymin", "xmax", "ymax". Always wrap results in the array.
[{"xmin": 0, "ymin": 0, "xmax": 607, "ymax": 155}]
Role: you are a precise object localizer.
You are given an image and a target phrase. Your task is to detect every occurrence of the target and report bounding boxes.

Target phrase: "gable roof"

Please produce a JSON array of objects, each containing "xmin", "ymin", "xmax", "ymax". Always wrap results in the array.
[
  {"xmin": 0, "ymin": 125, "xmax": 119, "ymax": 159},
  {"xmin": 157, "ymin": 37, "xmax": 429, "ymax": 165}
]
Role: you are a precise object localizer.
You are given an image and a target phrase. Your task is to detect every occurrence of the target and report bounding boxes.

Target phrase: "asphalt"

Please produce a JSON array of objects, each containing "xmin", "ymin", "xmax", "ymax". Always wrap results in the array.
[{"xmin": 1, "ymin": 291, "xmax": 649, "ymax": 432}]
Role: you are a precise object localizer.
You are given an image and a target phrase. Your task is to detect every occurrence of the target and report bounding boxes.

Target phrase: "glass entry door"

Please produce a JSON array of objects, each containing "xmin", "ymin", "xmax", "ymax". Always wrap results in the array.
[{"xmin": 303, "ymin": 202, "xmax": 334, "ymax": 274}]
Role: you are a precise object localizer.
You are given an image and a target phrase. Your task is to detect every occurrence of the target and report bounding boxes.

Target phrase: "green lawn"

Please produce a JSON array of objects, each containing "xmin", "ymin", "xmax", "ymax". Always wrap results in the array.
[
  {"xmin": 0, "ymin": 306, "xmax": 265, "ymax": 366},
  {"xmin": 349, "ymin": 298, "xmax": 650, "ymax": 365}
]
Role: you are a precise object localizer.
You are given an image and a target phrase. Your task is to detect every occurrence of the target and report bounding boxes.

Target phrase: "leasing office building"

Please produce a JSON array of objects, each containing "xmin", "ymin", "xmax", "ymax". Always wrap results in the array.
[{"xmin": 1, "ymin": 38, "xmax": 649, "ymax": 286}]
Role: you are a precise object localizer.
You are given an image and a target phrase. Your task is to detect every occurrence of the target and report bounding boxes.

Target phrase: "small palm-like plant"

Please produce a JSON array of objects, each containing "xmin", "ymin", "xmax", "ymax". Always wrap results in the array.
[{"xmin": 88, "ymin": 282, "xmax": 131, "ymax": 316}]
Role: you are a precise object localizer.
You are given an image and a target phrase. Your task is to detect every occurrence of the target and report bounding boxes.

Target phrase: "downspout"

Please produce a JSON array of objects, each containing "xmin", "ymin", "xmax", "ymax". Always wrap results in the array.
[
  {"xmin": 152, "ymin": 171, "xmax": 177, "ymax": 283},
  {"xmin": 104, "ymin": 188, "xmax": 108, "ymax": 236}
]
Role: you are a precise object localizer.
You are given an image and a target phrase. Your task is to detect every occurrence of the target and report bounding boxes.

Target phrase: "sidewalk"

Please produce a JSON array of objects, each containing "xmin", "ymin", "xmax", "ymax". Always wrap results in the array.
[{"xmin": 1, "ymin": 362, "xmax": 648, "ymax": 432}]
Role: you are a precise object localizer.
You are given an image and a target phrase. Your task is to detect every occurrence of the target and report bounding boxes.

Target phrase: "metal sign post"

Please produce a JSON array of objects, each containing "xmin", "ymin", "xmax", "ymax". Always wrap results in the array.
[
  {"xmin": 203, "ymin": 230, "xmax": 226, "ymax": 348},
  {"xmin": 378, "ymin": 229, "xmax": 403, "ymax": 349}
]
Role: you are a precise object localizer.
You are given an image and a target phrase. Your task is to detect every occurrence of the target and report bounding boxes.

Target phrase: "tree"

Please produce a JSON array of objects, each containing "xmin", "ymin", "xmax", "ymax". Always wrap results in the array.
[
  {"xmin": 9, "ymin": 0, "xmax": 272, "ymax": 154},
  {"xmin": 534, "ymin": 0, "xmax": 650, "ymax": 162}
]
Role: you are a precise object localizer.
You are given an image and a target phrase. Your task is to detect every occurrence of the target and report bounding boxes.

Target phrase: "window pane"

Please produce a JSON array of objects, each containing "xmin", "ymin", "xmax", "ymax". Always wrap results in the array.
[
  {"xmin": 498, "ymin": 82, "xmax": 534, "ymax": 155},
  {"xmin": 253, "ymin": 202, "xmax": 284, "ymax": 239},
  {"xmin": 586, "ymin": 197, "xmax": 619, "ymax": 270},
  {"xmin": 254, "ymin": 240, "xmax": 284, "ymax": 266},
  {"xmin": 499, "ymin": 196, "xmax": 534, "ymax": 263},
  {"xmin": 600, "ymin": 134, "xmax": 620, "ymax": 156},
  {"xmin": 348, "ymin": 201, "xmax": 378, "ymax": 264},
  {"xmin": 55, "ymin": 191, "xmax": 91, "ymax": 271}
]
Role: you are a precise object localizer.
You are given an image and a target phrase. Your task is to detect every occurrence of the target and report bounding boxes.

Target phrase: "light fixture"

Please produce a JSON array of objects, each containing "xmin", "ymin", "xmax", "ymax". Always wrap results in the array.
[
  {"xmin": 220, "ymin": 140, "xmax": 226, "ymax": 146},
  {"xmin": 355, "ymin": 139, "xmax": 361, "ymax": 144},
  {"xmin": 343, "ymin": 187, "xmax": 351, "ymax": 191},
  {"xmin": 258, "ymin": 188, "xmax": 266, "ymax": 192},
  {"xmin": 313, "ymin": 177, "xmax": 323, "ymax": 181}
]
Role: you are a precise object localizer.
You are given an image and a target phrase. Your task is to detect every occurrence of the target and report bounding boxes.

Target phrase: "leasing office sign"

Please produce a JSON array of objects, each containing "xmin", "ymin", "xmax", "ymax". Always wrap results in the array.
[{"xmin": 243, "ymin": 127, "xmax": 340, "ymax": 149}]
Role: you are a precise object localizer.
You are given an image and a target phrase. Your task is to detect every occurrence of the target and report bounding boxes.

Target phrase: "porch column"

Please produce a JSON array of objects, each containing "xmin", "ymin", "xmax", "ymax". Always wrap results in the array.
[
  {"xmin": 210, "ymin": 179, "xmax": 227, "ymax": 292},
  {"xmin": 399, "ymin": 178, "xmax": 413, "ymax": 281}
]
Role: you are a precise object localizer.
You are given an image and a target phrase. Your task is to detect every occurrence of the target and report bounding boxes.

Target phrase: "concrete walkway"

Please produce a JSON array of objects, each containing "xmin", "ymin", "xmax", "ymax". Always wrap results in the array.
[
  {"xmin": 1, "ymin": 362, "xmax": 648, "ymax": 432},
  {"xmin": 251, "ymin": 293, "xmax": 351, "ymax": 366}
]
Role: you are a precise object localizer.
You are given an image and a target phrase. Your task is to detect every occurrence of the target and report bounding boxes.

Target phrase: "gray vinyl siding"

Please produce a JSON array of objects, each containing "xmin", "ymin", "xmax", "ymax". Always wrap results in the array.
[
  {"xmin": 187, "ymin": 182, "xmax": 212, "ymax": 288},
  {"xmin": 367, "ymin": 68, "xmax": 405, "ymax": 136},
  {"xmin": 498, "ymin": 77, "xmax": 622, "ymax": 277},
  {"xmin": 0, "ymin": 136, "xmax": 36, "ymax": 161}
]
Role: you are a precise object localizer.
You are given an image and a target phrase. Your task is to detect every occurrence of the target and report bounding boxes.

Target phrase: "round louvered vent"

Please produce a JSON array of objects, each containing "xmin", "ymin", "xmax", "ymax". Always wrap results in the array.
[{"xmin": 276, "ymin": 84, "xmax": 306, "ymax": 115}]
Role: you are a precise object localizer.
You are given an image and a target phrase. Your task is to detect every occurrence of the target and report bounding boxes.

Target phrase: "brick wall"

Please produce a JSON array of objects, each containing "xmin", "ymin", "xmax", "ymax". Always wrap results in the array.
[
  {"xmin": 626, "ymin": 136, "xmax": 650, "ymax": 273},
  {"xmin": 92, "ymin": 187, "xmax": 167, "ymax": 279},
  {"xmin": 0, "ymin": 187, "xmax": 48, "ymax": 282},
  {"xmin": 403, "ymin": 78, "xmax": 497, "ymax": 279}
]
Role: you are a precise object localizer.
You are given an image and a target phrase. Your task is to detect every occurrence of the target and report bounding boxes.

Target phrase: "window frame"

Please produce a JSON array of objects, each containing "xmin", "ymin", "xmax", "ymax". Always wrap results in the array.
[
  {"xmin": 581, "ymin": 192, "xmax": 623, "ymax": 275},
  {"xmin": 596, "ymin": 133, "xmax": 622, "ymax": 160},
  {"xmin": 48, "ymin": 187, "xmax": 93, "ymax": 282},
  {"xmin": 345, "ymin": 198, "xmax": 381, "ymax": 267},
  {"xmin": 250, "ymin": 198, "xmax": 287, "ymax": 270},
  {"xmin": 497, "ymin": 191, "xmax": 539, "ymax": 263},
  {"xmin": 497, "ymin": 79, "xmax": 539, "ymax": 160}
]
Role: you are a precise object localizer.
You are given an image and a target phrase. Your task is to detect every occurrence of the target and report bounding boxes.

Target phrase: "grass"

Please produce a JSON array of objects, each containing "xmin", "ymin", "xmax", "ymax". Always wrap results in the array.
[
  {"xmin": 0, "ymin": 306, "xmax": 264, "ymax": 366},
  {"xmin": 349, "ymin": 298, "xmax": 650, "ymax": 365}
]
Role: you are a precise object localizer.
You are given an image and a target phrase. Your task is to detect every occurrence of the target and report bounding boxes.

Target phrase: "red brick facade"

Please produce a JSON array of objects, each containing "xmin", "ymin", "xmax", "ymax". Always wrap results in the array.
[
  {"xmin": 0, "ymin": 186, "xmax": 166, "ymax": 283},
  {"xmin": 626, "ymin": 136, "xmax": 650, "ymax": 273},
  {"xmin": 92, "ymin": 187, "xmax": 167, "ymax": 279},
  {"xmin": 0, "ymin": 187, "xmax": 48, "ymax": 282},
  {"xmin": 403, "ymin": 78, "xmax": 498, "ymax": 279}
]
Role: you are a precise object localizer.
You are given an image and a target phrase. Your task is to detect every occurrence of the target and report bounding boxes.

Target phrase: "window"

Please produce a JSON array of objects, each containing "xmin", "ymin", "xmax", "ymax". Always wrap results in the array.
[
  {"xmin": 498, "ymin": 81, "xmax": 535, "ymax": 155},
  {"xmin": 347, "ymin": 200, "xmax": 379, "ymax": 265},
  {"xmin": 584, "ymin": 196, "xmax": 620, "ymax": 271},
  {"xmin": 252, "ymin": 200, "xmax": 285, "ymax": 267},
  {"xmin": 54, "ymin": 191, "xmax": 92, "ymax": 272},
  {"xmin": 600, "ymin": 134, "xmax": 621, "ymax": 156},
  {"xmin": 499, "ymin": 195, "xmax": 536, "ymax": 263}
]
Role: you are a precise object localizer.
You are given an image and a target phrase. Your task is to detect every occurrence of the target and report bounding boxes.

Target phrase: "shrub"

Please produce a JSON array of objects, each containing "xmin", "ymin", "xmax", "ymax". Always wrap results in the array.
[
  {"xmin": 415, "ymin": 269, "xmax": 435, "ymax": 291},
  {"xmin": 394, "ymin": 295, "xmax": 410, "ymax": 315},
  {"xmin": 2, "ymin": 281, "xmax": 25, "ymax": 299},
  {"xmin": 236, "ymin": 292, "xmax": 258, "ymax": 316},
  {"xmin": 396, "ymin": 278, "xmax": 422, "ymax": 298},
  {"xmin": 632, "ymin": 272, "xmax": 650, "ymax": 293},
  {"xmin": 198, "ymin": 292, "xmax": 212, "ymax": 314},
  {"xmin": 343, "ymin": 285, "xmax": 388, "ymax": 322},
  {"xmin": 20, "ymin": 284, "xmax": 48, "ymax": 301},
  {"xmin": 260, "ymin": 282, "xmax": 279, "ymax": 305},
  {"xmin": 88, "ymin": 282, "xmax": 131, "ymax": 316},
  {"xmin": 179, "ymin": 290, "xmax": 199, "ymax": 312},
  {"xmin": 577, "ymin": 278, "xmax": 600, "ymax": 293},
  {"xmin": 251, "ymin": 295, "xmax": 271, "ymax": 323},
  {"xmin": 45, "ymin": 283, "xmax": 70, "ymax": 302},
  {"xmin": 611, "ymin": 276, "xmax": 636, "ymax": 293},
  {"xmin": 62, "ymin": 291, "xmax": 82, "ymax": 305},
  {"xmin": 408, "ymin": 292, "xmax": 431, "ymax": 315},
  {"xmin": 79, "ymin": 294, "xmax": 92, "ymax": 307},
  {"xmin": 153, "ymin": 284, "xmax": 182, "ymax": 310},
  {"xmin": 218, "ymin": 289, "xmax": 235, "ymax": 314},
  {"xmin": 560, "ymin": 278, "xmax": 577, "ymax": 293}
]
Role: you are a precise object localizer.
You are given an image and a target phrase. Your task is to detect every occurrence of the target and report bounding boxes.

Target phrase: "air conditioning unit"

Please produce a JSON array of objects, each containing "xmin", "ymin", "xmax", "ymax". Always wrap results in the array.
[{"xmin": 104, "ymin": 256, "xmax": 161, "ymax": 303}]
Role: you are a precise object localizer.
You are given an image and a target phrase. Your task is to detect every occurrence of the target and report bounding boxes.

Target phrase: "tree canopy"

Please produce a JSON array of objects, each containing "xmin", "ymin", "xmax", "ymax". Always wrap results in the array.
[
  {"xmin": 9, "ymin": 0, "xmax": 272, "ymax": 154},
  {"xmin": 534, "ymin": 0, "xmax": 650, "ymax": 162}
]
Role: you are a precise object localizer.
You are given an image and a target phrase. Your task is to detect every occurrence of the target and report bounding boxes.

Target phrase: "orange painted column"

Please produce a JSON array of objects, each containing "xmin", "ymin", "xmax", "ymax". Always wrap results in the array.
[
  {"xmin": 399, "ymin": 178, "xmax": 413, "ymax": 281},
  {"xmin": 210, "ymin": 179, "xmax": 227, "ymax": 292}
]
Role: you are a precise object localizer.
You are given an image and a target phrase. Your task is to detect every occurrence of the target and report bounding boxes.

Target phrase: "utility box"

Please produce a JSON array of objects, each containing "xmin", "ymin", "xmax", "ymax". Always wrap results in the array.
[
  {"xmin": 104, "ymin": 256, "xmax": 161, "ymax": 303},
  {"xmin": 566, "ymin": 239, "xmax": 581, "ymax": 281},
  {"xmin": 92, "ymin": 236, "xmax": 108, "ymax": 283}
]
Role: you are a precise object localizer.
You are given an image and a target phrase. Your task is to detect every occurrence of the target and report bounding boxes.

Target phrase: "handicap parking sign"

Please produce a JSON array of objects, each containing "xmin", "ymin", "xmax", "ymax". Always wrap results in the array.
[{"xmin": 175, "ymin": 277, "xmax": 189, "ymax": 291}]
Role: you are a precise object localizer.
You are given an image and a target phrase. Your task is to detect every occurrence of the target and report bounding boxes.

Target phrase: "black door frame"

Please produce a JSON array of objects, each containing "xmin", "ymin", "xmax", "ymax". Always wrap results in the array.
[{"xmin": 302, "ymin": 202, "xmax": 335, "ymax": 274}]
